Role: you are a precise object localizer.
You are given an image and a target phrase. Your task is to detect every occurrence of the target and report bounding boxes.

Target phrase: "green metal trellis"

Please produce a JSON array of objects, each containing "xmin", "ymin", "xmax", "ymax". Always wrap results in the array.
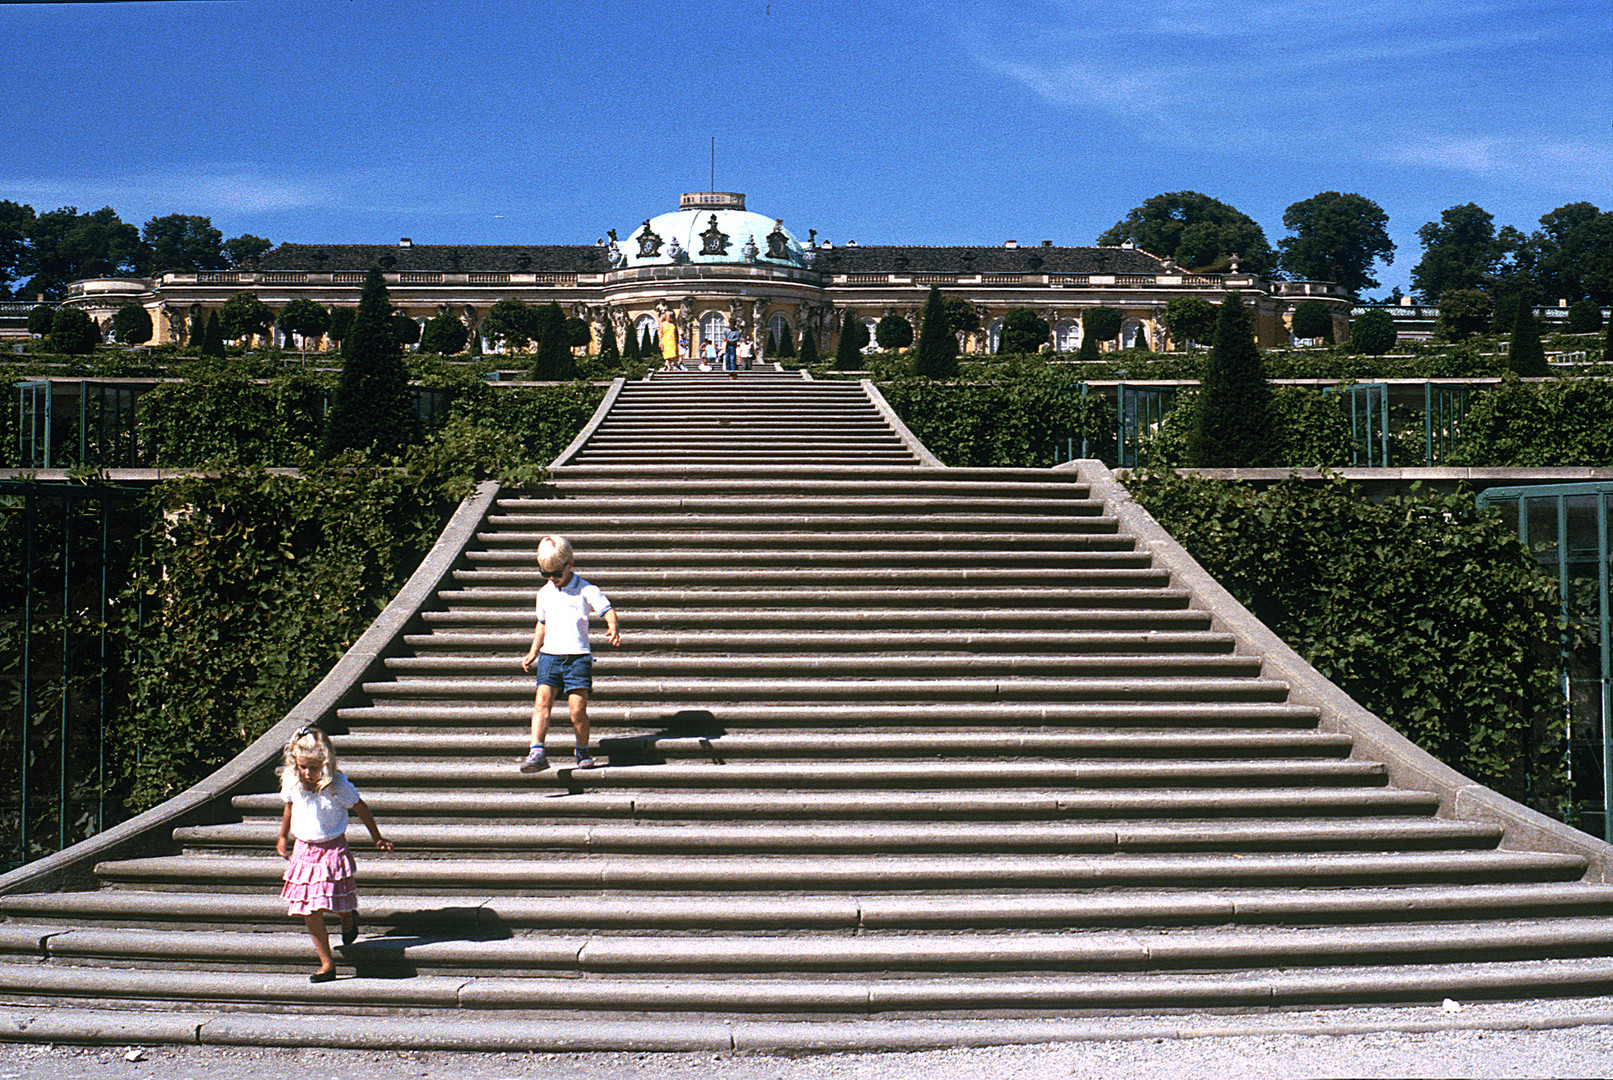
[
  {"xmin": 1116, "ymin": 383, "xmax": 1176, "ymax": 468},
  {"xmin": 1477, "ymin": 482, "xmax": 1613, "ymax": 842},
  {"xmin": 1, "ymin": 480, "xmax": 148, "ymax": 870}
]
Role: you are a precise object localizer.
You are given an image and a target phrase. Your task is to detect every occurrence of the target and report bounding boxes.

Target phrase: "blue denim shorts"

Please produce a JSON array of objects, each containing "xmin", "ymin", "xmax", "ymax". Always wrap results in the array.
[{"xmin": 534, "ymin": 653, "xmax": 593, "ymax": 695}]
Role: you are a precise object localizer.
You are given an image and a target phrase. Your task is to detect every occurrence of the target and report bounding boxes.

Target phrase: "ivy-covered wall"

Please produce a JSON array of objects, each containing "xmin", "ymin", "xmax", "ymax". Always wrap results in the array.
[{"xmin": 1126, "ymin": 469, "xmax": 1569, "ymax": 815}]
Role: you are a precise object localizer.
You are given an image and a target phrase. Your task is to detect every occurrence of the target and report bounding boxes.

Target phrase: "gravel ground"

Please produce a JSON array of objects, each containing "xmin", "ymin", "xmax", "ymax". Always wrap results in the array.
[{"xmin": 5, "ymin": 999, "xmax": 1613, "ymax": 1079}]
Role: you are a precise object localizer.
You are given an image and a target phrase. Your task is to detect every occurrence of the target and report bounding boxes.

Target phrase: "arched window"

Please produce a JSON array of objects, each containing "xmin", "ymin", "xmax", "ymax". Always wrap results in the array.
[
  {"xmin": 1122, "ymin": 319, "xmax": 1147, "ymax": 349},
  {"xmin": 1055, "ymin": 319, "xmax": 1081, "ymax": 352},
  {"xmin": 699, "ymin": 311, "xmax": 728, "ymax": 356},
  {"xmin": 768, "ymin": 314, "xmax": 791, "ymax": 352},
  {"xmin": 634, "ymin": 314, "xmax": 657, "ymax": 345},
  {"xmin": 987, "ymin": 317, "xmax": 1004, "ymax": 354},
  {"xmin": 862, "ymin": 318, "xmax": 879, "ymax": 352}
]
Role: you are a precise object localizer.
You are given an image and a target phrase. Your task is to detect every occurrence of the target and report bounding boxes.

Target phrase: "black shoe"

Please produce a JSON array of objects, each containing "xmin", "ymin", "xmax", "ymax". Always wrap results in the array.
[
  {"xmin": 340, "ymin": 917, "xmax": 358, "ymax": 948},
  {"xmin": 310, "ymin": 969, "xmax": 336, "ymax": 984}
]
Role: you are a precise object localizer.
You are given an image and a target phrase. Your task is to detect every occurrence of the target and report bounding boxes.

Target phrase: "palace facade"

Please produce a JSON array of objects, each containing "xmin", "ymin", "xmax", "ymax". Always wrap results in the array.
[{"xmin": 61, "ymin": 192, "xmax": 1353, "ymax": 356}]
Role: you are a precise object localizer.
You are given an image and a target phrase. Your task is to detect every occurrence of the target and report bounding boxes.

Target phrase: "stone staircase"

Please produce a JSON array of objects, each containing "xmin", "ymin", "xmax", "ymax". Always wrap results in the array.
[{"xmin": 3, "ymin": 371, "xmax": 1613, "ymax": 1051}]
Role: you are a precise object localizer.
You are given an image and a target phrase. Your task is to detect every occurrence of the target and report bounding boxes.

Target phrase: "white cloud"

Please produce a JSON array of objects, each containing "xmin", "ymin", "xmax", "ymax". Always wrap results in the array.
[
  {"xmin": 1389, "ymin": 136, "xmax": 1613, "ymax": 189},
  {"xmin": 1, "ymin": 167, "xmax": 334, "ymax": 216}
]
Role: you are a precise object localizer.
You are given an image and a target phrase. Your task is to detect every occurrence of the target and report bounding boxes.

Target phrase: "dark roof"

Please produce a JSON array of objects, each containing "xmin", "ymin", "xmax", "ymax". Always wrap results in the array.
[
  {"xmin": 810, "ymin": 245, "xmax": 1172, "ymax": 275},
  {"xmin": 255, "ymin": 243, "xmax": 610, "ymax": 273},
  {"xmin": 254, "ymin": 242, "xmax": 1171, "ymax": 276}
]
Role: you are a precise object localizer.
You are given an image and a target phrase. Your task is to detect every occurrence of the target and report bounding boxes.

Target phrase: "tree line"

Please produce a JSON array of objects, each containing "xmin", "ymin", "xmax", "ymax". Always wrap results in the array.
[
  {"xmin": 1095, "ymin": 190, "xmax": 1612, "ymax": 309},
  {"xmin": 0, "ymin": 202, "xmax": 270, "ymax": 300}
]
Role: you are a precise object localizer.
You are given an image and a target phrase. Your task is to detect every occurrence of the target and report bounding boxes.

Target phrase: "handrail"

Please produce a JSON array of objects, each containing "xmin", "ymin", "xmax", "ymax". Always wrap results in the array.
[{"xmin": 0, "ymin": 480, "xmax": 502, "ymax": 895}]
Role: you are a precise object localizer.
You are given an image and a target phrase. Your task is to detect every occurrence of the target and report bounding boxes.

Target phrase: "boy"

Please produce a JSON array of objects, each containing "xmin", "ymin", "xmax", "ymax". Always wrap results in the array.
[{"xmin": 519, "ymin": 535, "xmax": 620, "ymax": 772}]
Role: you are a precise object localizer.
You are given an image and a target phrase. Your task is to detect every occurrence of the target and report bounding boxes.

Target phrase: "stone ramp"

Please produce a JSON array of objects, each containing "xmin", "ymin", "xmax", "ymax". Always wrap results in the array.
[{"xmin": 2, "ymin": 375, "xmax": 1612, "ymax": 1050}]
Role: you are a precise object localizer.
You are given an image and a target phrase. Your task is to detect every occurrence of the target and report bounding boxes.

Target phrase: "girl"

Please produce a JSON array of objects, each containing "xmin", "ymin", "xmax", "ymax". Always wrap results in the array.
[{"xmin": 276, "ymin": 725, "xmax": 393, "ymax": 983}]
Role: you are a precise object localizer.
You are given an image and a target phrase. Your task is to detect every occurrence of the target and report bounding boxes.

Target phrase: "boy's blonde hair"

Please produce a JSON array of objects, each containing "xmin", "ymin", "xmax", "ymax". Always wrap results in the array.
[
  {"xmin": 538, "ymin": 535, "xmax": 574, "ymax": 574},
  {"xmin": 283, "ymin": 725, "xmax": 338, "ymax": 792}
]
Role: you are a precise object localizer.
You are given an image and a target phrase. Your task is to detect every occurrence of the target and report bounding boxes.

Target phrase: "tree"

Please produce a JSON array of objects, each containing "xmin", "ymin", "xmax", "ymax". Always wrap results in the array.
[
  {"xmin": 1098, "ymin": 192, "xmax": 1275, "ymax": 278},
  {"xmin": 1525, "ymin": 204, "xmax": 1613, "ymax": 305},
  {"xmin": 142, "ymin": 214, "xmax": 226, "ymax": 273},
  {"xmin": 638, "ymin": 324, "xmax": 656, "ymax": 359},
  {"xmin": 328, "ymin": 306, "xmax": 355, "ymax": 347},
  {"xmin": 941, "ymin": 296, "xmax": 980, "ymax": 337},
  {"xmin": 913, "ymin": 286, "xmax": 959, "ymax": 379},
  {"xmin": 112, "ymin": 302, "xmax": 152, "ymax": 345},
  {"xmin": 49, "ymin": 307, "xmax": 100, "ymax": 354},
  {"xmin": 834, "ymin": 311, "xmax": 869, "ymax": 368},
  {"xmin": 1277, "ymin": 192, "xmax": 1394, "ymax": 296},
  {"xmin": 1164, "ymin": 296, "xmax": 1216, "ymax": 349},
  {"xmin": 320, "ymin": 268, "xmax": 418, "ymax": 459},
  {"xmin": 27, "ymin": 304, "xmax": 54, "ymax": 337},
  {"xmin": 1605, "ymin": 316, "xmax": 1613, "ymax": 367},
  {"xmin": 1081, "ymin": 307, "xmax": 1122, "ymax": 349},
  {"xmin": 598, "ymin": 319, "xmax": 620, "ymax": 366},
  {"xmin": 1187, "ymin": 292, "xmax": 1275, "ymax": 467},
  {"xmin": 202, "ymin": 312, "xmax": 226, "ymax": 358},
  {"xmin": 999, "ymin": 308, "xmax": 1050, "ymax": 355},
  {"xmin": 1411, "ymin": 204, "xmax": 1507, "ymax": 301},
  {"xmin": 278, "ymin": 298, "xmax": 330, "ymax": 351},
  {"xmin": 1506, "ymin": 303, "xmax": 1548, "ymax": 377},
  {"xmin": 531, "ymin": 302, "xmax": 574, "ymax": 380},
  {"xmin": 561, "ymin": 316, "xmax": 592, "ymax": 352},
  {"xmin": 1568, "ymin": 297, "xmax": 1604, "ymax": 334},
  {"xmin": 1348, "ymin": 308, "xmax": 1398, "ymax": 355},
  {"xmin": 24, "ymin": 206, "xmax": 145, "ymax": 299},
  {"xmin": 1436, "ymin": 288, "xmax": 1493, "ymax": 342},
  {"xmin": 0, "ymin": 200, "xmax": 35, "ymax": 298},
  {"xmin": 1290, "ymin": 300, "xmax": 1334, "ymax": 344},
  {"xmin": 390, "ymin": 312, "xmax": 421, "ymax": 348},
  {"xmin": 222, "ymin": 234, "xmax": 273, "ymax": 268},
  {"xmin": 482, "ymin": 298, "xmax": 541, "ymax": 351},
  {"xmin": 417, "ymin": 312, "xmax": 466, "ymax": 357},
  {"xmin": 875, "ymin": 314, "xmax": 913, "ymax": 350},
  {"xmin": 622, "ymin": 322, "xmax": 642, "ymax": 363},
  {"xmin": 799, "ymin": 328, "xmax": 819, "ymax": 366},
  {"xmin": 217, "ymin": 292, "xmax": 274, "ymax": 343}
]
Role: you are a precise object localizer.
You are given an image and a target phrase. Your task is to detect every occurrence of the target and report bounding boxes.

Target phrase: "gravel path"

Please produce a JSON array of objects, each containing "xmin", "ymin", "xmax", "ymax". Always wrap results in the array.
[{"xmin": 5, "ymin": 998, "xmax": 1613, "ymax": 1079}]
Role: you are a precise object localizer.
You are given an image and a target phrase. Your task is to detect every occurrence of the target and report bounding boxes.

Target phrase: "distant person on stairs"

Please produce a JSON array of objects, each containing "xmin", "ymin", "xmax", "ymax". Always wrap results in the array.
[
  {"xmin": 277, "ymin": 725, "xmax": 393, "ymax": 983},
  {"xmin": 520, "ymin": 535, "xmax": 621, "ymax": 773}
]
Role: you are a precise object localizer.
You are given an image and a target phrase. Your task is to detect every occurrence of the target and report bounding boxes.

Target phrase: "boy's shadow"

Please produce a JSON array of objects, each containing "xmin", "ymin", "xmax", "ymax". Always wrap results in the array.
[{"xmin": 598, "ymin": 709, "xmax": 727, "ymax": 766}]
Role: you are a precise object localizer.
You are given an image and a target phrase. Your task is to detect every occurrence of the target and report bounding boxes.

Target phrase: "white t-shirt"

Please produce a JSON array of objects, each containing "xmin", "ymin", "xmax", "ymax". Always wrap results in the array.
[
  {"xmin": 281, "ymin": 769, "xmax": 361, "ymax": 843},
  {"xmin": 537, "ymin": 572, "xmax": 612, "ymax": 655}
]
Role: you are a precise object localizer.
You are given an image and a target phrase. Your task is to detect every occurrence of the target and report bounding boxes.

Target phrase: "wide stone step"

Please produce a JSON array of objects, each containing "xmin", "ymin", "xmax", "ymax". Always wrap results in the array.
[
  {"xmin": 421, "ymin": 609, "xmax": 1213, "ymax": 633},
  {"xmin": 327, "ymin": 730, "xmax": 1349, "ymax": 759},
  {"xmin": 433, "ymin": 586, "xmax": 1192, "ymax": 609},
  {"xmin": 231, "ymin": 786, "xmax": 1441, "ymax": 823},
  {"xmin": 335, "ymin": 700, "xmax": 1322, "ymax": 730},
  {"xmin": 8, "ymin": 960, "xmax": 1613, "ymax": 1027},
  {"xmin": 13, "ymin": 883, "xmax": 1610, "ymax": 932},
  {"xmin": 12, "ymin": 920, "xmax": 1613, "ymax": 981},
  {"xmin": 380, "ymin": 655, "xmax": 1263, "ymax": 680},
  {"xmin": 173, "ymin": 817, "xmax": 1499, "ymax": 856},
  {"xmin": 91, "ymin": 850, "xmax": 1589, "ymax": 894},
  {"xmin": 360, "ymin": 675, "xmax": 1287, "ymax": 704},
  {"xmin": 513, "ymin": 480, "xmax": 1094, "ymax": 500},
  {"xmin": 401, "ymin": 628, "xmax": 1228, "ymax": 654},
  {"xmin": 454, "ymin": 563, "xmax": 1149, "ymax": 586},
  {"xmin": 313, "ymin": 758, "xmax": 1380, "ymax": 790},
  {"xmin": 461, "ymin": 544, "xmax": 1142, "ymax": 570}
]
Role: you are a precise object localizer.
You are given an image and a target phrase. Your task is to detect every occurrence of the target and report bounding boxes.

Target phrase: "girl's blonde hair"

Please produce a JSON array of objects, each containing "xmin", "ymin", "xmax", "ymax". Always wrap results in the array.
[
  {"xmin": 537, "ymin": 535, "xmax": 574, "ymax": 574},
  {"xmin": 283, "ymin": 725, "xmax": 338, "ymax": 792}
]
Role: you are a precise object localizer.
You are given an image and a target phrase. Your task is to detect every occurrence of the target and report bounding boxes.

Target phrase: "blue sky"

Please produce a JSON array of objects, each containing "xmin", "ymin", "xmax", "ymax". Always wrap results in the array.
[{"xmin": 2, "ymin": 0, "xmax": 1608, "ymax": 296}]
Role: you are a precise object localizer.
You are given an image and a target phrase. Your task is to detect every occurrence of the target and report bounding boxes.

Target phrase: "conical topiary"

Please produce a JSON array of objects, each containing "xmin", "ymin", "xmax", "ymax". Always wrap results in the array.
[{"xmin": 320, "ymin": 268, "xmax": 419, "ymax": 459}]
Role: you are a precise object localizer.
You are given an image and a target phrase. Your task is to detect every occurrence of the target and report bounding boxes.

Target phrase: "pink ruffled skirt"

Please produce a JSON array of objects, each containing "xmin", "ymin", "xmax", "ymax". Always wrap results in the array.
[{"xmin": 281, "ymin": 836, "xmax": 358, "ymax": 916}]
